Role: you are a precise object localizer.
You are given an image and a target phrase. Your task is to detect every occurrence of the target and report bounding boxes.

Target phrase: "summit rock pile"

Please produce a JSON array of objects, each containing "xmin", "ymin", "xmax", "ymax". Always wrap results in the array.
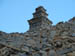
[{"xmin": 0, "ymin": 6, "xmax": 75, "ymax": 56}]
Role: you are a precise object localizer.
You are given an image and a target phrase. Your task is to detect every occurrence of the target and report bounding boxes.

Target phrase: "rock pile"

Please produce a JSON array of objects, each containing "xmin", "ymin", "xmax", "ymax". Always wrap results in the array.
[{"xmin": 0, "ymin": 6, "xmax": 75, "ymax": 56}]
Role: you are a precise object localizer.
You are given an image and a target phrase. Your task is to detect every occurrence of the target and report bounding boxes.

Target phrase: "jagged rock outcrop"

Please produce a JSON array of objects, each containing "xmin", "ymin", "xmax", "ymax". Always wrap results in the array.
[{"xmin": 0, "ymin": 6, "xmax": 75, "ymax": 56}]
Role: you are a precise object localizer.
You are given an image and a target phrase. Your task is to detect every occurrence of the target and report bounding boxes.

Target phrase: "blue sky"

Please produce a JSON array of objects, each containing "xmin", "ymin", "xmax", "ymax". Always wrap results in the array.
[{"xmin": 0, "ymin": 0, "xmax": 75, "ymax": 33}]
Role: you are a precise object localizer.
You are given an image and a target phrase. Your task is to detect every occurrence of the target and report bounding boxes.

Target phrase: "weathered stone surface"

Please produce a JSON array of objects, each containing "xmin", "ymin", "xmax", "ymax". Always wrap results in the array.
[
  {"xmin": 0, "ymin": 6, "xmax": 75, "ymax": 56},
  {"xmin": 49, "ymin": 50, "xmax": 57, "ymax": 56}
]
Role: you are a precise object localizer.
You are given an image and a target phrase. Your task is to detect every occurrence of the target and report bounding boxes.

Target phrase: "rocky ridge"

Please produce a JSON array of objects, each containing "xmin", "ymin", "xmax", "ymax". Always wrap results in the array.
[{"xmin": 0, "ymin": 6, "xmax": 75, "ymax": 56}]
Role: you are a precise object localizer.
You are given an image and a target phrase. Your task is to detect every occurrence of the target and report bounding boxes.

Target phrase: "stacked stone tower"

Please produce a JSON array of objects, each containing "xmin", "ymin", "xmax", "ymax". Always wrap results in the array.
[{"xmin": 28, "ymin": 6, "xmax": 52, "ymax": 31}]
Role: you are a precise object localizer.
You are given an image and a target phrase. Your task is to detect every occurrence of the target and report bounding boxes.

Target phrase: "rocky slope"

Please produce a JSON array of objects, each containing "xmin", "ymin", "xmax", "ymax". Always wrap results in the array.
[{"xmin": 0, "ymin": 6, "xmax": 75, "ymax": 56}]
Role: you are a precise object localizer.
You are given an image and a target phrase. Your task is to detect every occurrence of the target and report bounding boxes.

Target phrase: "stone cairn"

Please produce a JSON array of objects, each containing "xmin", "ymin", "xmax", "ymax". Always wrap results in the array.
[{"xmin": 0, "ymin": 6, "xmax": 75, "ymax": 56}]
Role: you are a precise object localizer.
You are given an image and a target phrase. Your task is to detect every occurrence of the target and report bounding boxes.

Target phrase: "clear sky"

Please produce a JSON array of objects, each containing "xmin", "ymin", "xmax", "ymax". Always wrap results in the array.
[{"xmin": 0, "ymin": 0, "xmax": 75, "ymax": 33}]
